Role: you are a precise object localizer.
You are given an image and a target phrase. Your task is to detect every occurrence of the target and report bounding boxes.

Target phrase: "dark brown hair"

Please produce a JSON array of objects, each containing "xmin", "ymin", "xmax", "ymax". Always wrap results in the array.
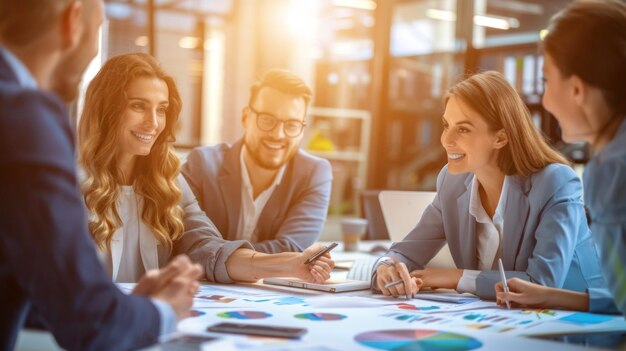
[
  {"xmin": 542, "ymin": 0, "xmax": 626, "ymax": 115},
  {"xmin": 248, "ymin": 69, "xmax": 313, "ymax": 116},
  {"xmin": 0, "ymin": 0, "xmax": 73, "ymax": 46}
]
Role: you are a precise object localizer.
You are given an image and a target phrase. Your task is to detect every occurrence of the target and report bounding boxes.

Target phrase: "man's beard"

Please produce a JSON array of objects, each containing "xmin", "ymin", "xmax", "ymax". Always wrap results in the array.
[{"xmin": 244, "ymin": 138, "xmax": 294, "ymax": 170}]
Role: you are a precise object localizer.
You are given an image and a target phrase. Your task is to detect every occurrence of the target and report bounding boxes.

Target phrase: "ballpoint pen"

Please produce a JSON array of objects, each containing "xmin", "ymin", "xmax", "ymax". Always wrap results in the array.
[
  {"xmin": 304, "ymin": 243, "xmax": 338, "ymax": 264},
  {"xmin": 381, "ymin": 258, "xmax": 411, "ymax": 300},
  {"xmin": 498, "ymin": 258, "xmax": 511, "ymax": 309}
]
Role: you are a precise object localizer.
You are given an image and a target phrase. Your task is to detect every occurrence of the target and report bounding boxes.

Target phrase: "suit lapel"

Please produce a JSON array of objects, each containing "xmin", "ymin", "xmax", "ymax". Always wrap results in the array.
[
  {"xmin": 457, "ymin": 176, "xmax": 478, "ymax": 269},
  {"xmin": 137, "ymin": 197, "xmax": 159, "ymax": 273},
  {"xmin": 218, "ymin": 141, "xmax": 243, "ymax": 241},
  {"xmin": 502, "ymin": 175, "xmax": 530, "ymax": 269},
  {"xmin": 110, "ymin": 229, "xmax": 123, "ymax": 281}
]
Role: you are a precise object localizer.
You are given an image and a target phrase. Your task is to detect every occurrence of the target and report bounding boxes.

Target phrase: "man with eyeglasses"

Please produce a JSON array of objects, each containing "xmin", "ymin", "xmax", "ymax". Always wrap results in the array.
[{"xmin": 182, "ymin": 69, "xmax": 332, "ymax": 253}]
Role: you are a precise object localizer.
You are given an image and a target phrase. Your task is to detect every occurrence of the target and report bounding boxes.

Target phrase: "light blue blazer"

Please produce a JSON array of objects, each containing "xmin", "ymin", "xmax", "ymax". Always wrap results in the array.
[{"xmin": 388, "ymin": 163, "xmax": 608, "ymax": 299}]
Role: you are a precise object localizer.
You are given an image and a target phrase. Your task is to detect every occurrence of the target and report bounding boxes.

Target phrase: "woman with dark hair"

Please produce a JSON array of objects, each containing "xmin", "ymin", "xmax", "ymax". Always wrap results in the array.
[
  {"xmin": 497, "ymin": 0, "xmax": 626, "ymax": 316},
  {"xmin": 79, "ymin": 52, "xmax": 334, "ymax": 284},
  {"xmin": 373, "ymin": 71, "xmax": 607, "ymax": 300}
]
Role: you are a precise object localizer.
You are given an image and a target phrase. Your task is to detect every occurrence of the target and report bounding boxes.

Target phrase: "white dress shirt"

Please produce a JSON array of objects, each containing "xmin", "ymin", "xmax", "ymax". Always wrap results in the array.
[
  {"xmin": 457, "ymin": 175, "xmax": 509, "ymax": 293},
  {"xmin": 237, "ymin": 146, "xmax": 285, "ymax": 242}
]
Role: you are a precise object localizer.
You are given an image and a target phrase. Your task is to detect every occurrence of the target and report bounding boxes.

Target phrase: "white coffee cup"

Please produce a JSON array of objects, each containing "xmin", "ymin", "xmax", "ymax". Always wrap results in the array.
[{"xmin": 341, "ymin": 218, "xmax": 368, "ymax": 252}]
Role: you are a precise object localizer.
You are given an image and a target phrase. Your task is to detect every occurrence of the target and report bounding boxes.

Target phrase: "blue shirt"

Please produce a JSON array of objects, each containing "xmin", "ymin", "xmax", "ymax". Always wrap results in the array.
[
  {"xmin": 585, "ymin": 118, "xmax": 626, "ymax": 316},
  {"xmin": 0, "ymin": 46, "xmax": 37, "ymax": 89}
]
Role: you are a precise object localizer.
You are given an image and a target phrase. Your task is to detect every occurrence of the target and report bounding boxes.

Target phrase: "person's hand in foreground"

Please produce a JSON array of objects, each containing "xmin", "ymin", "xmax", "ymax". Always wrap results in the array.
[{"xmin": 133, "ymin": 255, "xmax": 203, "ymax": 320}]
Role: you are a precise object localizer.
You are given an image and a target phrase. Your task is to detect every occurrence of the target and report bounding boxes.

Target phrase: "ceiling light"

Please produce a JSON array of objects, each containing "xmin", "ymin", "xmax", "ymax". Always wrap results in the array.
[
  {"xmin": 332, "ymin": 0, "xmax": 376, "ymax": 11},
  {"xmin": 179, "ymin": 36, "xmax": 200, "ymax": 49},
  {"xmin": 426, "ymin": 9, "xmax": 456, "ymax": 22},
  {"xmin": 474, "ymin": 15, "xmax": 519, "ymax": 30},
  {"xmin": 135, "ymin": 36, "xmax": 148, "ymax": 47}
]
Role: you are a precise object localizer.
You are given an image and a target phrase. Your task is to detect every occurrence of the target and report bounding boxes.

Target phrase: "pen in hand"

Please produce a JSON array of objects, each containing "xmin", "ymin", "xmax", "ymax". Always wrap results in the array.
[
  {"xmin": 498, "ymin": 258, "xmax": 511, "ymax": 310},
  {"xmin": 304, "ymin": 242, "xmax": 338, "ymax": 264},
  {"xmin": 384, "ymin": 279, "xmax": 404, "ymax": 289},
  {"xmin": 382, "ymin": 257, "xmax": 412, "ymax": 301}
]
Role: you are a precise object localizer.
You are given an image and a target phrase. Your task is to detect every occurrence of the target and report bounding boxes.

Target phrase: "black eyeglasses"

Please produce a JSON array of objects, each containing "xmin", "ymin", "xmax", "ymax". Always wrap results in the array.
[{"xmin": 248, "ymin": 106, "xmax": 306, "ymax": 138}]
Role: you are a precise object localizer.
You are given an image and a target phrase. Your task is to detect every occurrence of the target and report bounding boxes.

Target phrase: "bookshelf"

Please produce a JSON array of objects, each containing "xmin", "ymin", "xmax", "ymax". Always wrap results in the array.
[
  {"xmin": 304, "ymin": 107, "xmax": 371, "ymax": 215},
  {"xmin": 368, "ymin": 0, "xmax": 579, "ymax": 191}
]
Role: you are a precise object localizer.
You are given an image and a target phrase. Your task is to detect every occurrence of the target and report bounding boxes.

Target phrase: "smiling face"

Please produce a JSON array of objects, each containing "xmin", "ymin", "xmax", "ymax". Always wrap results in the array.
[
  {"xmin": 242, "ymin": 87, "xmax": 306, "ymax": 170},
  {"xmin": 117, "ymin": 76, "xmax": 169, "ymax": 165},
  {"xmin": 441, "ymin": 96, "xmax": 507, "ymax": 175}
]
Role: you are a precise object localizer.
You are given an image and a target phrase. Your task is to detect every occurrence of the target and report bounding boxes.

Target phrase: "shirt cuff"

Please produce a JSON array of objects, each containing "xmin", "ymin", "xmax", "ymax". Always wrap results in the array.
[
  {"xmin": 151, "ymin": 299, "xmax": 177, "ymax": 335},
  {"xmin": 457, "ymin": 270, "xmax": 480, "ymax": 294},
  {"xmin": 370, "ymin": 256, "xmax": 393, "ymax": 292}
]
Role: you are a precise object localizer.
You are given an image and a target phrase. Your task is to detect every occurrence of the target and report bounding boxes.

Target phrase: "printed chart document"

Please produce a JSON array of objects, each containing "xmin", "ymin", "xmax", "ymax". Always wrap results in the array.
[{"xmin": 263, "ymin": 277, "xmax": 370, "ymax": 293}]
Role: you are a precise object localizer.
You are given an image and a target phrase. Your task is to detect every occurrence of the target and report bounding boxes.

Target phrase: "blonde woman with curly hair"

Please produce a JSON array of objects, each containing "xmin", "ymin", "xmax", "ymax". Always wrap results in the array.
[{"xmin": 79, "ymin": 52, "xmax": 333, "ymax": 284}]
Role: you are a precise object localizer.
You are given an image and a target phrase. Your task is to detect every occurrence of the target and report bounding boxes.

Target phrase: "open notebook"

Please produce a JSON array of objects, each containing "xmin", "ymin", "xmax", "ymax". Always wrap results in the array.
[{"xmin": 262, "ymin": 277, "xmax": 370, "ymax": 293}]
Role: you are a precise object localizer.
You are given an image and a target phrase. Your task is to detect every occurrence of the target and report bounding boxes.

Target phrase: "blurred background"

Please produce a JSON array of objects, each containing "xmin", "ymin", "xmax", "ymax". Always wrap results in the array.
[{"xmin": 76, "ymin": 0, "xmax": 586, "ymax": 224}]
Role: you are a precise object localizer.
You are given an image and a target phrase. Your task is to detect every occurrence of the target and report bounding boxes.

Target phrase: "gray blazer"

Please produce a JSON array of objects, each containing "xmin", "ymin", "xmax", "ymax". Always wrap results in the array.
[
  {"xmin": 172, "ymin": 175, "xmax": 252, "ymax": 283},
  {"xmin": 182, "ymin": 140, "xmax": 332, "ymax": 253},
  {"xmin": 101, "ymin": 175, "xmax": 252, "ymax": 283},
  {"xmin": 388, "ymin": 163, "xmax": 607, "ymax": 299}
]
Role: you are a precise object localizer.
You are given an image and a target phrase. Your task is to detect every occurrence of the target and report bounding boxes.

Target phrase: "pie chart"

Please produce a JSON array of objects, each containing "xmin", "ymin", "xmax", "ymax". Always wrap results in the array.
[
  {"xmin": 217, "ymin": 311, "xmax": 272, "ymax": 320},
  {"xmin": 355, "ymin": 329, "xmax": 482, "ymax": 351},
  {"xmin": 294, "ymin": 313, "xmax": 347, "ymax": 321},
  {"xmin": 396, "ymin": 303, "xmax": 440, "ymax": 311}
]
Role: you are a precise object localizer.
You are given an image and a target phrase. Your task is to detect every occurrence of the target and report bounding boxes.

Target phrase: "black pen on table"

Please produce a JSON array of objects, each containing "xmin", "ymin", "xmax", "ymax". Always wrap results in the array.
[{"xmin": 304, "ymin": 242, "xmax": 338, "ymax": 264}]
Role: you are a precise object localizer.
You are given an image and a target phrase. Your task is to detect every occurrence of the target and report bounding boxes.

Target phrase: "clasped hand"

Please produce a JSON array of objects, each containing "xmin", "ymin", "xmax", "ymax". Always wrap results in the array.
[{"xmin": 132, "ymin": 255, "xmax": 202, "ymax": 321}]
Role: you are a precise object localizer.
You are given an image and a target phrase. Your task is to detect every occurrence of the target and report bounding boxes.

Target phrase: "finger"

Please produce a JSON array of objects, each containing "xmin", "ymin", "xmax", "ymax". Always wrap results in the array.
[
  {"xmin": 386, "ymin": 270, "xmax": 402, "ymax": 296},
  {"xmin": 506, "ymin": 278, "xmax": 526, "ymax": 291},
  {"xmin": 495, "ymin": 282, "xmax": 504, "ymax": 293},
  {"xmin": 305, "ymin": 243, "xmax": 324, "ymax": 255},
  {"xmin": 411, "ymin": 277, "xmax": 422, "ymax": 296},
  {"xmin": 396, "ymin": 262, "xmax": 412, "ymax": 298},
  {"xmin": 179, "ymin": 263, "xmax": 203, "ymax": 281},
  {"xmin": 312, "ymin": 264, "xmax": 330, "ymax": 281},
  {"xmin": 311, "ymin": 260, "xmax": 331, "ymax": 273},
  {"xmin": 388, "ymin": 279, "xmax": 404, "ymax": 296},
  {"xmin": 409, "ymin": 270, "xmax": 424, "ymax": 279},
  {"xmin": 316, "ymin": 256, "xmax": 335, "ymax": 269},
  {"xmin": 161, "ymin": 255, "xmax": 190, "ymax": 276},
  {"xmin": 309, "ymin": 268, "xmax": 324, "ymax": 283},
  {"xmin": 145, "ymin": 264, "xmax": 182, "ymax": 294},
  {"xmin": 376, "ymin": 275, "xmax": 392, "ymax": 296},
  {"xmin": 498, "ymin": 291, "xmax": 522, "ymax": 305},
  {"xmin": 132, "ymin": 269, "xmax": 160, "ymax": 295}
]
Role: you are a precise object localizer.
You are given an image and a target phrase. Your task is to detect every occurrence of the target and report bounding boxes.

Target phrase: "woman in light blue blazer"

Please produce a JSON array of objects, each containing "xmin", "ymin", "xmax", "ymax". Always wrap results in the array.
[
  {"xmin": 374, "ymin": 71, "xmax": 607, "ymax": 300},
  {"xmin": 497, "ymin": 0, "xmax": 626, "ymax": 316}
]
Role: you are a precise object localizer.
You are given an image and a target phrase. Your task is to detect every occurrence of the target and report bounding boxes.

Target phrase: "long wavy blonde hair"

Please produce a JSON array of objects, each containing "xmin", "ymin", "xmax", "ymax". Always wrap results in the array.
[{"xmin": 79, "ymin": 53, "xmax": 184, "ymax": 252}]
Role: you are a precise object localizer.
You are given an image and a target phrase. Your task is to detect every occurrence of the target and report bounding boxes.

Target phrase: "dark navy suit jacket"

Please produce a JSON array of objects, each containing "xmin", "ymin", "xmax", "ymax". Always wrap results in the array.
[{"xmin": 0, "ymin": 53, "xmax": 160, "ymax": 350}]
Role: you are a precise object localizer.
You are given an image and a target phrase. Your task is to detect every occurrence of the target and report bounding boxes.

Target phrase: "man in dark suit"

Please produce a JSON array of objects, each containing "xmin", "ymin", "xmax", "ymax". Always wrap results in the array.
[
  {"xmin": 183, "ymin": 70, "xmax": 332, "ymax": 253},
  {"xmin": 0, "ymin": 0, "xmax": 201, "ymax": 350}
]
